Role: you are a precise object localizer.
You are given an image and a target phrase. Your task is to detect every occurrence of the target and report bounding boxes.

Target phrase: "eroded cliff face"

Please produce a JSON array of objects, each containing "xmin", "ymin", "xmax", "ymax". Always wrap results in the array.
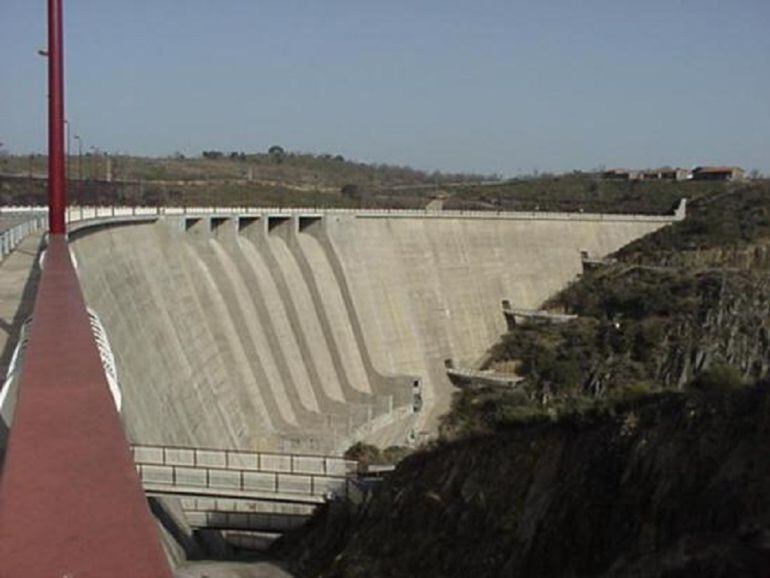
[
  {"xmin": 283, "ymin": 387, "xmax": 770, "ymax": 578},
  {"xmin": 654, "ymin": 271, "xmax": 770, "ymax": 386},
  {"xmin": 533, "ymin": 267, "xmax": 770, "ymax": 394}
]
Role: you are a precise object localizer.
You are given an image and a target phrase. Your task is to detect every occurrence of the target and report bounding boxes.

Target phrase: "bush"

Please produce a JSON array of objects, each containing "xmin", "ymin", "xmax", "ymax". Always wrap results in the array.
[
  {"xmin": 608, "ymin": 381, "xmax": 656, "ymax": 403},
  {"xmin": 494, "ymin": 403, "xmax": 551, "ymax": 426},
  {"xmin": 344, "ymin": 442, "xmax": 382, "ymax": 466},
  {"xmin": 341, "ymin": 183, "xmax": 362, "ymax": 199},
  {"xmin": 382, "ymin": 446, "xmax": 412, "ymax": 464},
  {"xmin": 689, "ymin": 364, "xmax": 745, "ymax": 392},
  {"xmin": 344, "ymin": 442, "xmax": 412, "ymax": 467}
]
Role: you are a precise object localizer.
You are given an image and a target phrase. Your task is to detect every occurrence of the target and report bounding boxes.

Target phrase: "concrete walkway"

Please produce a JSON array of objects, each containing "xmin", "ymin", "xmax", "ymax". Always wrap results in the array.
[{"xmin": 0, "ymin": 232, "xmax": 44, "ymax": 383}]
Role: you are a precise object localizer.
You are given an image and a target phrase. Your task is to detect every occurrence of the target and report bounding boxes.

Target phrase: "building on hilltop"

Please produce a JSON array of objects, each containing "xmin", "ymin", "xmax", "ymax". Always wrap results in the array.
[
  {"xmin": 603, "ymin": 167, "xmax": 690, "ymax": 181},
  {"xmin": 691, "ymin": 166, "xmax": 745, "ymax": 181},
  {"xmin": 602, "ymin": 169, "xmax": 640, "ymax": 180},
  {"xmin": 653, "ymin": 168, "xmax": 690, "ymax": 181}
]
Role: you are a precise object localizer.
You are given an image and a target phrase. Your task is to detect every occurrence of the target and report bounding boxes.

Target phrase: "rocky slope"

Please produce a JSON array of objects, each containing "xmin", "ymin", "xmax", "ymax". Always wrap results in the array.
[{"xmin": 282, "ymin": 387, "xmax": 770, "ymax": 577}]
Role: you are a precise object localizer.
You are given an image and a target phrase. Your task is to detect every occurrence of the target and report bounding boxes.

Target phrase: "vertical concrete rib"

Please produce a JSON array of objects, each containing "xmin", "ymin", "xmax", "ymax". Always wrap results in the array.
[
  {"xmin": 304, "ymin": 221, "xmax": 413, "ymax": 405},
  {"xmin": 231, "ymin": 237, "xmax": 374, "ymax": 431},
  {"xmin": 72, "ymin": 224, "xmax": 279, "ymax": 449},
  {"xmin": 153, "ymin": 228, "xmax": 279, "ymax": 445},
  {"xmin": 205, "ymin": 239, "xmax": 320, "ymax": 414},
  {"xmin": 289, "ymin": 231, "xmax": 372, "ymax": 393},
  {"xmin": 185, "ymin": 237, "xmax": 315, "ymax": 430},
  {"xmin": 247, "ymin": 222, "xmax": 373, "ymax": 409},
  {"xmin": 202, "ymin": 228, "xmax": 363, "ymax": 439}
]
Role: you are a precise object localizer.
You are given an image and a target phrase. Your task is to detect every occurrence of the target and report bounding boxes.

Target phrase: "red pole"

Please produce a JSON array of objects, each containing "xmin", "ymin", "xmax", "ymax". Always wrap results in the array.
[{"xmin": 48, "ymin": 0, "xmax": 66, "ymax": 235}]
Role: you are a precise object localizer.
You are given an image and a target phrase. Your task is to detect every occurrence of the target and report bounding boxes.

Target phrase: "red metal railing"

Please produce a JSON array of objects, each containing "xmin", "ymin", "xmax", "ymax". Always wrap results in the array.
[{"xmin": 0, "ymin": 237, "xmax": 171, "ymax": 577}]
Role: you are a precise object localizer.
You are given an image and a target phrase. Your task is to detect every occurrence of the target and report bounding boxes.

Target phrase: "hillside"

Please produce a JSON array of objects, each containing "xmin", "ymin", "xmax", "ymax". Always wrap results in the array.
[
  {"xmin": 1, "ymin": 152, "xmax": 747, "ymax": 214},
  {"xmin": 275, "ymin": 182, "xmax": 770, "ymax": 577},
  {"xmin": 0, "ymin": 151, "xmax": 487, "ymax": 208}
]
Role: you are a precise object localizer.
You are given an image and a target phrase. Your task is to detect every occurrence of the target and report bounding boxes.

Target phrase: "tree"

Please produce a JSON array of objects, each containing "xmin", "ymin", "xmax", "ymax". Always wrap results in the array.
[
  {"xmin": 268, "ymin": 145, "xmax": 285, "ymax": 164},
  {"xmin": 341, "ymin": 183, "xmax": 361, "ymax": 198}
]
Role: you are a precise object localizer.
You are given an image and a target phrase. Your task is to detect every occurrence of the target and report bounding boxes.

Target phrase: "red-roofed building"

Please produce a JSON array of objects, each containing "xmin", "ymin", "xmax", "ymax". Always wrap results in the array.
[{"xmin": 692, "ymin": 166, "xmax": 745, "ymax": 181}]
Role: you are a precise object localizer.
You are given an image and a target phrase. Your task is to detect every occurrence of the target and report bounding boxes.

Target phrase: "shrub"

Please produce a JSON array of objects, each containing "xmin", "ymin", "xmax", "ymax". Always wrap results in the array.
[
  {"xmin": 608, "ymin": 381, "xmax": 656, "ymax": 403},
  {"xmin": 494, "ymin": 403, "xmax": 551, "ymax": 426},
  {"xmin": 341, "ymin": 183, "xmax": 362, "ymax": 198},
  {"xmin": 382, "ymin": 446, "xmax": 412, "ymax": 464},
  {"xmin": 344, "ymin": 442, "xmax": 382, "ymax": 466},
  {"xmin": 689, "ymin": 364, "xmax": 745, "ymax": 392}
]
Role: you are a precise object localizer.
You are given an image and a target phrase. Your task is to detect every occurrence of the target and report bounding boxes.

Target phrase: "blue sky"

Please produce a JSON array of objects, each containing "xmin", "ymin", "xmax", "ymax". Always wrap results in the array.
[{"xmin": 1, "ymin": 0, "xmax": 769, "ymax": 175}]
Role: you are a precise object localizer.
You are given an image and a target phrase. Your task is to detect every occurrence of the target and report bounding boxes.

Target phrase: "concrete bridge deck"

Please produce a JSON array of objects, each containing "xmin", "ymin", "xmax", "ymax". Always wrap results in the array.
[
  {"xmin": 172, "ymin": 496, "xmax": 315, "ymax": 532},
  {"xmin": 134, "ymin": 444, "xmax": 354, "ymax": 541}
]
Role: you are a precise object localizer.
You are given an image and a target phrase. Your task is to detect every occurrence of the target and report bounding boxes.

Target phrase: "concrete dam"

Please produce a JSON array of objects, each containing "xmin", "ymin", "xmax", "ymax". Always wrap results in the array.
[{"xmin": 66, "ymin": 208, "xmax": 676, "ymax": 456}]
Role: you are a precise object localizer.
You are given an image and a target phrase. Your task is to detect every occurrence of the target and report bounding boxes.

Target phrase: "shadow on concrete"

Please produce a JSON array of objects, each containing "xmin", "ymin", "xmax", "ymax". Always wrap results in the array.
[
  {"xmin": 0, "ymin": 235, "xmax": 46, "ymax": 467},
  {"xmin": 0, "ymin": 237, "xmax": 44, "ymax": 377},
  {"xmin": 148, "ymin": 497, "xmax": 205, "ymax": 560}
]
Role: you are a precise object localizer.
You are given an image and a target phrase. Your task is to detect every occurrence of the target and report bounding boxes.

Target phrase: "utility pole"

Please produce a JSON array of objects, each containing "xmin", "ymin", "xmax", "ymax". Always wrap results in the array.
[{"xmin": 47, "ymin": 0, "xmax": 66, "ymax": 234}]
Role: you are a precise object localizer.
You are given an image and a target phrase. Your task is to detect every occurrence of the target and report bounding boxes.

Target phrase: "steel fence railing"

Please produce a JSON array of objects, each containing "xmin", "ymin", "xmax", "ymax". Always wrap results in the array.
[{"xmin": 0, "ymin": 214, "xmax": 47, "ymax": 261}]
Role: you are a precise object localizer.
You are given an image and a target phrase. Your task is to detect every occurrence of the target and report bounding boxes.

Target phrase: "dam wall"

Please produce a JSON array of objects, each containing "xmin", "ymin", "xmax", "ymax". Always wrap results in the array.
[
  {"xmin": 320, "ymin": 214, "xmax": 670, "ymax": 429},
  {"xmin": 69, "ymin": 210, "xmax": 672, "ymax": 453}
]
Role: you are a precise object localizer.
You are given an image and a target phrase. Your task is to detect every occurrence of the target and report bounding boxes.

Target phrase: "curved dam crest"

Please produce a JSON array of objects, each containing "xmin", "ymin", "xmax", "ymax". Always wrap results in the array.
[{"xmin": 69, "ymin": 210, "xmax": 672, "ymax": 454}]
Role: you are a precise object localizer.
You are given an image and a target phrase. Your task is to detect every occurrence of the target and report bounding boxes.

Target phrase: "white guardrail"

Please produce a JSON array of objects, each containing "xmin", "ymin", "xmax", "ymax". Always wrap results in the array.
[
  {"xmin": 0, "ymin": 214, "xmax": 47, "ymax": 261},
  {"xmin": 0, "ymin": 310, "xmax": 121, "ymax": 429},
  {"xmin": 87, "ymin": 308, "xmax": 122, "ymax": 413},
  {"xmin": 0, "ymin": 318, "xmax": 33, "ymax": 429},
  {"xmin": 0, "ymin": 200, "xmax": 686, "ymax": 224},
  {"xmin": 132, "ymin": 444, "xmax": 358, "ymax": 503}
]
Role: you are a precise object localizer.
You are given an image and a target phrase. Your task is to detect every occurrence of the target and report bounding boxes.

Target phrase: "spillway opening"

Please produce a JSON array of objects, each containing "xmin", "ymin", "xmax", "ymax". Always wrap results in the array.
[
  {"xmin": 211, "ymin": 216, "xmax": 229, "ymax": 231},
  {"xmin": 237, "ymin": 216, "xmax": 261, "ymax": 240},
  {"xmin": 184, "ymin": 217, "xmax": 202, "ymax": 232},
  {"xmin": 210, "ymin": 216, "xmax": 231, "ymax": 239},
  {"xmin": 298, "ymin": 216, "xmax": 322, "ymax": 233},
  {"xmin": 267, "ymin": 216, "xmax": 291, "ymax": 234},
  {"xmin": 237, "ymin": 216, "xmax": 260, "ymax": 232}
]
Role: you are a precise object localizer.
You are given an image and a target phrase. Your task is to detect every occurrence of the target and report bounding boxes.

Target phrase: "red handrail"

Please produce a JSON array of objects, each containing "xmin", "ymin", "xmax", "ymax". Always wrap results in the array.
[{"xmin": 0, "ymin": 236, "xmax": 171, "ymax": 577}]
